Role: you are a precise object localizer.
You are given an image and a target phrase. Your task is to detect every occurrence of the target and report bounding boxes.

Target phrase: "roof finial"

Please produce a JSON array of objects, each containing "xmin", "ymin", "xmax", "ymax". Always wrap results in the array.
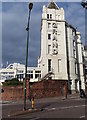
[{"xmin": 47, "ymin": 0, "xmax": 59, "ymax": 10}]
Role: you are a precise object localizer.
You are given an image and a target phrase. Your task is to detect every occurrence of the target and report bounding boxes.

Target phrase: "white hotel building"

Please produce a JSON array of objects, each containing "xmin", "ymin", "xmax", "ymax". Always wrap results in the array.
[{"xmin": 0, "ymin": 1, "xmax": 86, "ymax": 93}]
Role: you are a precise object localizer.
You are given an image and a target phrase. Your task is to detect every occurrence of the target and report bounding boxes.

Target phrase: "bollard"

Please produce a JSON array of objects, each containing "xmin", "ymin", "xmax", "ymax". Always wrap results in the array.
[{"xmin": 32, "ymin": 97, "xmax": 34, "ymax": 109}]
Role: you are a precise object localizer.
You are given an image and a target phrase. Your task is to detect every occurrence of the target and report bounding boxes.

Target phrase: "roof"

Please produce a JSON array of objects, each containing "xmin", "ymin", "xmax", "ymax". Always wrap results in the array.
[
  {"xmin": 65, "ymin": 21, "xmax": 76, "ymax": 32},
  {"xmin": 47, "ymin": 1, "xmax": 59, "ymax": 10}
]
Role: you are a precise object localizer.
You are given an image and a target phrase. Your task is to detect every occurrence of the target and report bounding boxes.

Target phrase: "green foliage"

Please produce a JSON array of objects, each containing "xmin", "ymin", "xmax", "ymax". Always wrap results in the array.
[{"xmin": 3, "ymin": 78, "xmax": 23, "ymax": 86}]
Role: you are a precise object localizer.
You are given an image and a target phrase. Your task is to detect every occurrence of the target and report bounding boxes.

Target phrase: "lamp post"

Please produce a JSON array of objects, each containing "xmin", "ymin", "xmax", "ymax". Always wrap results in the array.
[
  {"xmin": 24, "ymin": 2, "xmax": 33, "ymax": 110},
  {"xmin": 81, "ymin": 0, "xmax": 87, "ymax": 98}
]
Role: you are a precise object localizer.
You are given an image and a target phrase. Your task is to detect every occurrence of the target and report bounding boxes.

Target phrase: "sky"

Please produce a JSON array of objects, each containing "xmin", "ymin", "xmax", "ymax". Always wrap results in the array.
[{"xmin": 1, "ymin": 1, "xmax": 86, "ymax": 67}]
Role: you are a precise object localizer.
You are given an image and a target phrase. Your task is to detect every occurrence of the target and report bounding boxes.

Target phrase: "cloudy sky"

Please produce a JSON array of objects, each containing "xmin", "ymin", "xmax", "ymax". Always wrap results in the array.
[{"xmin": 1, "ymin": 1, "xmax": 85, "ymax": 67}]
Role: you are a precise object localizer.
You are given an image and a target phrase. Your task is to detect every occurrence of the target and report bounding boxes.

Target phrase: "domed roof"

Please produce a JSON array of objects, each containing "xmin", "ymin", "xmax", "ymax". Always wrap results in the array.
[{"xmin": 47, "ymin": 0, "xmax": 59, "ymax": 10}]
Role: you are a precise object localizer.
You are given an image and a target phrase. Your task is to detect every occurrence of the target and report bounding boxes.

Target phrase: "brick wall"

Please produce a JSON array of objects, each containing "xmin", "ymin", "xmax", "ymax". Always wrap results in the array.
[
  {"xmin": 1, "ymin": 79, "xmax": 68, "ymax": 101},
  {"xmin": 1, "ymin": 86, "xmax": 24, "ymax": 101},
  {"xmin": 30, "ymin": 80, "xmax": 68, "ymax": 99}
]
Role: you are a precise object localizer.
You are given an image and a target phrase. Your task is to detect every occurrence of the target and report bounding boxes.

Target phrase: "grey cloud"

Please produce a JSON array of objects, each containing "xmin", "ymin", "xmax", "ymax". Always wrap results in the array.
[
  {"xmin": 64, "ymin": 3, "xmax": 85, "ymax": 44},
  {"xmin": 2, "ymin": 2, "xmax": 42, "ymax": 67},
  {"xmin": 2, "ymin": 2, "xmax": 85, "ymax": 67}
]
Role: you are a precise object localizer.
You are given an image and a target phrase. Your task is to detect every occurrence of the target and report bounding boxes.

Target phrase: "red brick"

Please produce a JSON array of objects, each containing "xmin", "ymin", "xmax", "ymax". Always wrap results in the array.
[{"xmin": 2, "ymin": 79, "xmax": 69, "ymax": 101}]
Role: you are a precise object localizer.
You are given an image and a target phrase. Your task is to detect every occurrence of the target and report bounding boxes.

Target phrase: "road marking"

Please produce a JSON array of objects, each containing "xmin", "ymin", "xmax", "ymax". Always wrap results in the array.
[
  {"xmin": 51, "ymin": 108, "xmax": 56, "ymax": 110},
  {"xmin": 55, "ymin": 97, "xmax": 85, "ymax": 102},
  {"xmin": 30, "ymin": 117, "xmax": 40, "ymax": 120},
  {"xmin": 80, "ymin": 115, "xmax": 85, "ymax": 118},
  {"xmin": 45, "ymin": 104, "xmax": 86, "ymax": 111}
]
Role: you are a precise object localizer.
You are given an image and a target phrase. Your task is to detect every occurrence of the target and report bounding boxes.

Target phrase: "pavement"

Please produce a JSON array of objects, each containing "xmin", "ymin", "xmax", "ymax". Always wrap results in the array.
[
  {"xmin": 1, "ymin": 93, "xmax": 86, "ymax": 118},
  {"xmin": 1, "ymin": 93, "xmax": 80, "ymax": 104}
]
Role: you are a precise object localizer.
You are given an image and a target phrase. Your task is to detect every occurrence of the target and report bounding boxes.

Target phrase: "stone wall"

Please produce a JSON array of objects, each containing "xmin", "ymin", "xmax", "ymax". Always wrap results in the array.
[{"xmin": 1, "ymin": 79, "xmax": 68, "ymax": 101}]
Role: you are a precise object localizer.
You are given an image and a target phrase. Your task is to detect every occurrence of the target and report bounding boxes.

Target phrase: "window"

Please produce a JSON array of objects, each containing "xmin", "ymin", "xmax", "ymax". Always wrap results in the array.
[
  {"xmin": 9, "ymin": 72, "xmax": 14, "ymax": 74},
  {"xmin": 35, "ymin": 74, "xmax": 41, "ymax": 78},
  {"xmin": 47, "ymin": 14, "xmax": 52, "ymax": 19},
  {"xmin": 48, "ymin": 45, "xmax": 51, "ymax": 54},
  {"xmin": 48, "ymin": 34, "xmax": 51, "ymax": 40},
  {"xmin": 17, "ymin": 74, "xmax": 23, "ymax": 79},
  {"xmin": 48, "ymin": 59, "xmax": 51, "ymax": 72},
  {"xmin": 27, "ymin": 70, "xmax": 33, "ymax": 79},
  {"xmin": 27, "ymin": 74, "xmax": 33, "ymax": 79},
  {"xmin": 47, "ymin": 14, "xmax": 49, "ymax": 19},
  {"xmin": 75, "ymin": 63, "xmax": 78, "ymax": 74},
  {"xmin": 48, "ymin": 23, "xmax": 51, "ymax": 28},
  {"xmin": 73, "ymin": 41, "xmax": 75, "ymax": 47},
  {"xmin": 1, "ymin": 72, "xmax": 8, "ymax": 74},
  {"xmin": 18, "ymin": 70, "xmax": 23, "ymax": 73},
  {"xmin": 27, "ymin": 70, "xmax": 33, "ymax": 73},
  {"xmin": 72, "ymin": 31, "xmax": 75, "ymax": 36},
  {"xmin": 8, "ymin": 76, "xmax": 14, "ymax": 78},
  {"xmin": 50, "ymin": 14, "xmax": 52, "ymax": 19},
  {"xmin": 58, "ymin": 15, "xmax": 61, "ymax": 20},
  {"xmin": 35, "ymin": 71, "xmax": 41, "ymax": 78},
  {"xmin": 58, "ymin": 59, "xmax": 61, "ymax": 72},
  {"xmin": 35, "ymin": 71, "xmax": 41, "ymax": 73},
  {"xmin": 73, "ymin": 49, "xmax": 76, "ymax": 58}
]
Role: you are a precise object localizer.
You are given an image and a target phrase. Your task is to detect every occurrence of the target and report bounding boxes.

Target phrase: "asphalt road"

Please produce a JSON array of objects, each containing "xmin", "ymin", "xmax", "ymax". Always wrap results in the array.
[{"xmin": 1, "ymin": 97, "xmax": 87, "ymax": 119}]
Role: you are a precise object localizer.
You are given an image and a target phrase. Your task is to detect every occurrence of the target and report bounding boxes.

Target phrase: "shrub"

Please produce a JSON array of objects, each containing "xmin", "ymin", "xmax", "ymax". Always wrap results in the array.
[{"xmin": 3, "ymin": 78, "xmax": 23, "ymax": 86}]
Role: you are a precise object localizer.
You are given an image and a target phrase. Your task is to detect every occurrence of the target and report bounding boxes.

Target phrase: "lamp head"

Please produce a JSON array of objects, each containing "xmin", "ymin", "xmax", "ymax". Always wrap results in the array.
[{"xmin": 29, "ymin": 3, "xmax": 33, "ymax": 10}]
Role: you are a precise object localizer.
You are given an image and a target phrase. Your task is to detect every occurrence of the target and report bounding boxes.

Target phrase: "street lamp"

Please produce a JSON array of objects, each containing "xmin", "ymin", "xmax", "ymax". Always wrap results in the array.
[
  {"xmin": 81, "ymin": 0, "xmax": 87, "ymax": 98},
  {"xmin": 24, "ymin": 2, "xmax": 33, "ymax": 110},
  {"xmin": 81, "ymin": 0, "xmax": 87, "ymax": 9}
]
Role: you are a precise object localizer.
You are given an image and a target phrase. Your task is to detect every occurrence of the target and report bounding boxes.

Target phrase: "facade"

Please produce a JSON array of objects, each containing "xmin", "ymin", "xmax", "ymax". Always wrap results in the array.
[
  {"xmin": 38, "ymin": 1, "xmax": 85, "ymax": 92},
  {"xmin": 0, "ymin": 63, "xmax": 41, "ymax": 84},
  {"xmin": 83, "ymin": 46, "xmax": 87, "ymax": 84},
  {"xmin": 0, "ymin": 1, "xmax": 85, "ymax": 93}
]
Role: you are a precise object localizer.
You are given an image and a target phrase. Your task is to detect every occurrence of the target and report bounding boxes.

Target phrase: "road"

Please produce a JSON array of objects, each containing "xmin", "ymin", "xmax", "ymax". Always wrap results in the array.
[{"xmin": 1, "ymin": 96, "xmax": 87, "ymax": 119}]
